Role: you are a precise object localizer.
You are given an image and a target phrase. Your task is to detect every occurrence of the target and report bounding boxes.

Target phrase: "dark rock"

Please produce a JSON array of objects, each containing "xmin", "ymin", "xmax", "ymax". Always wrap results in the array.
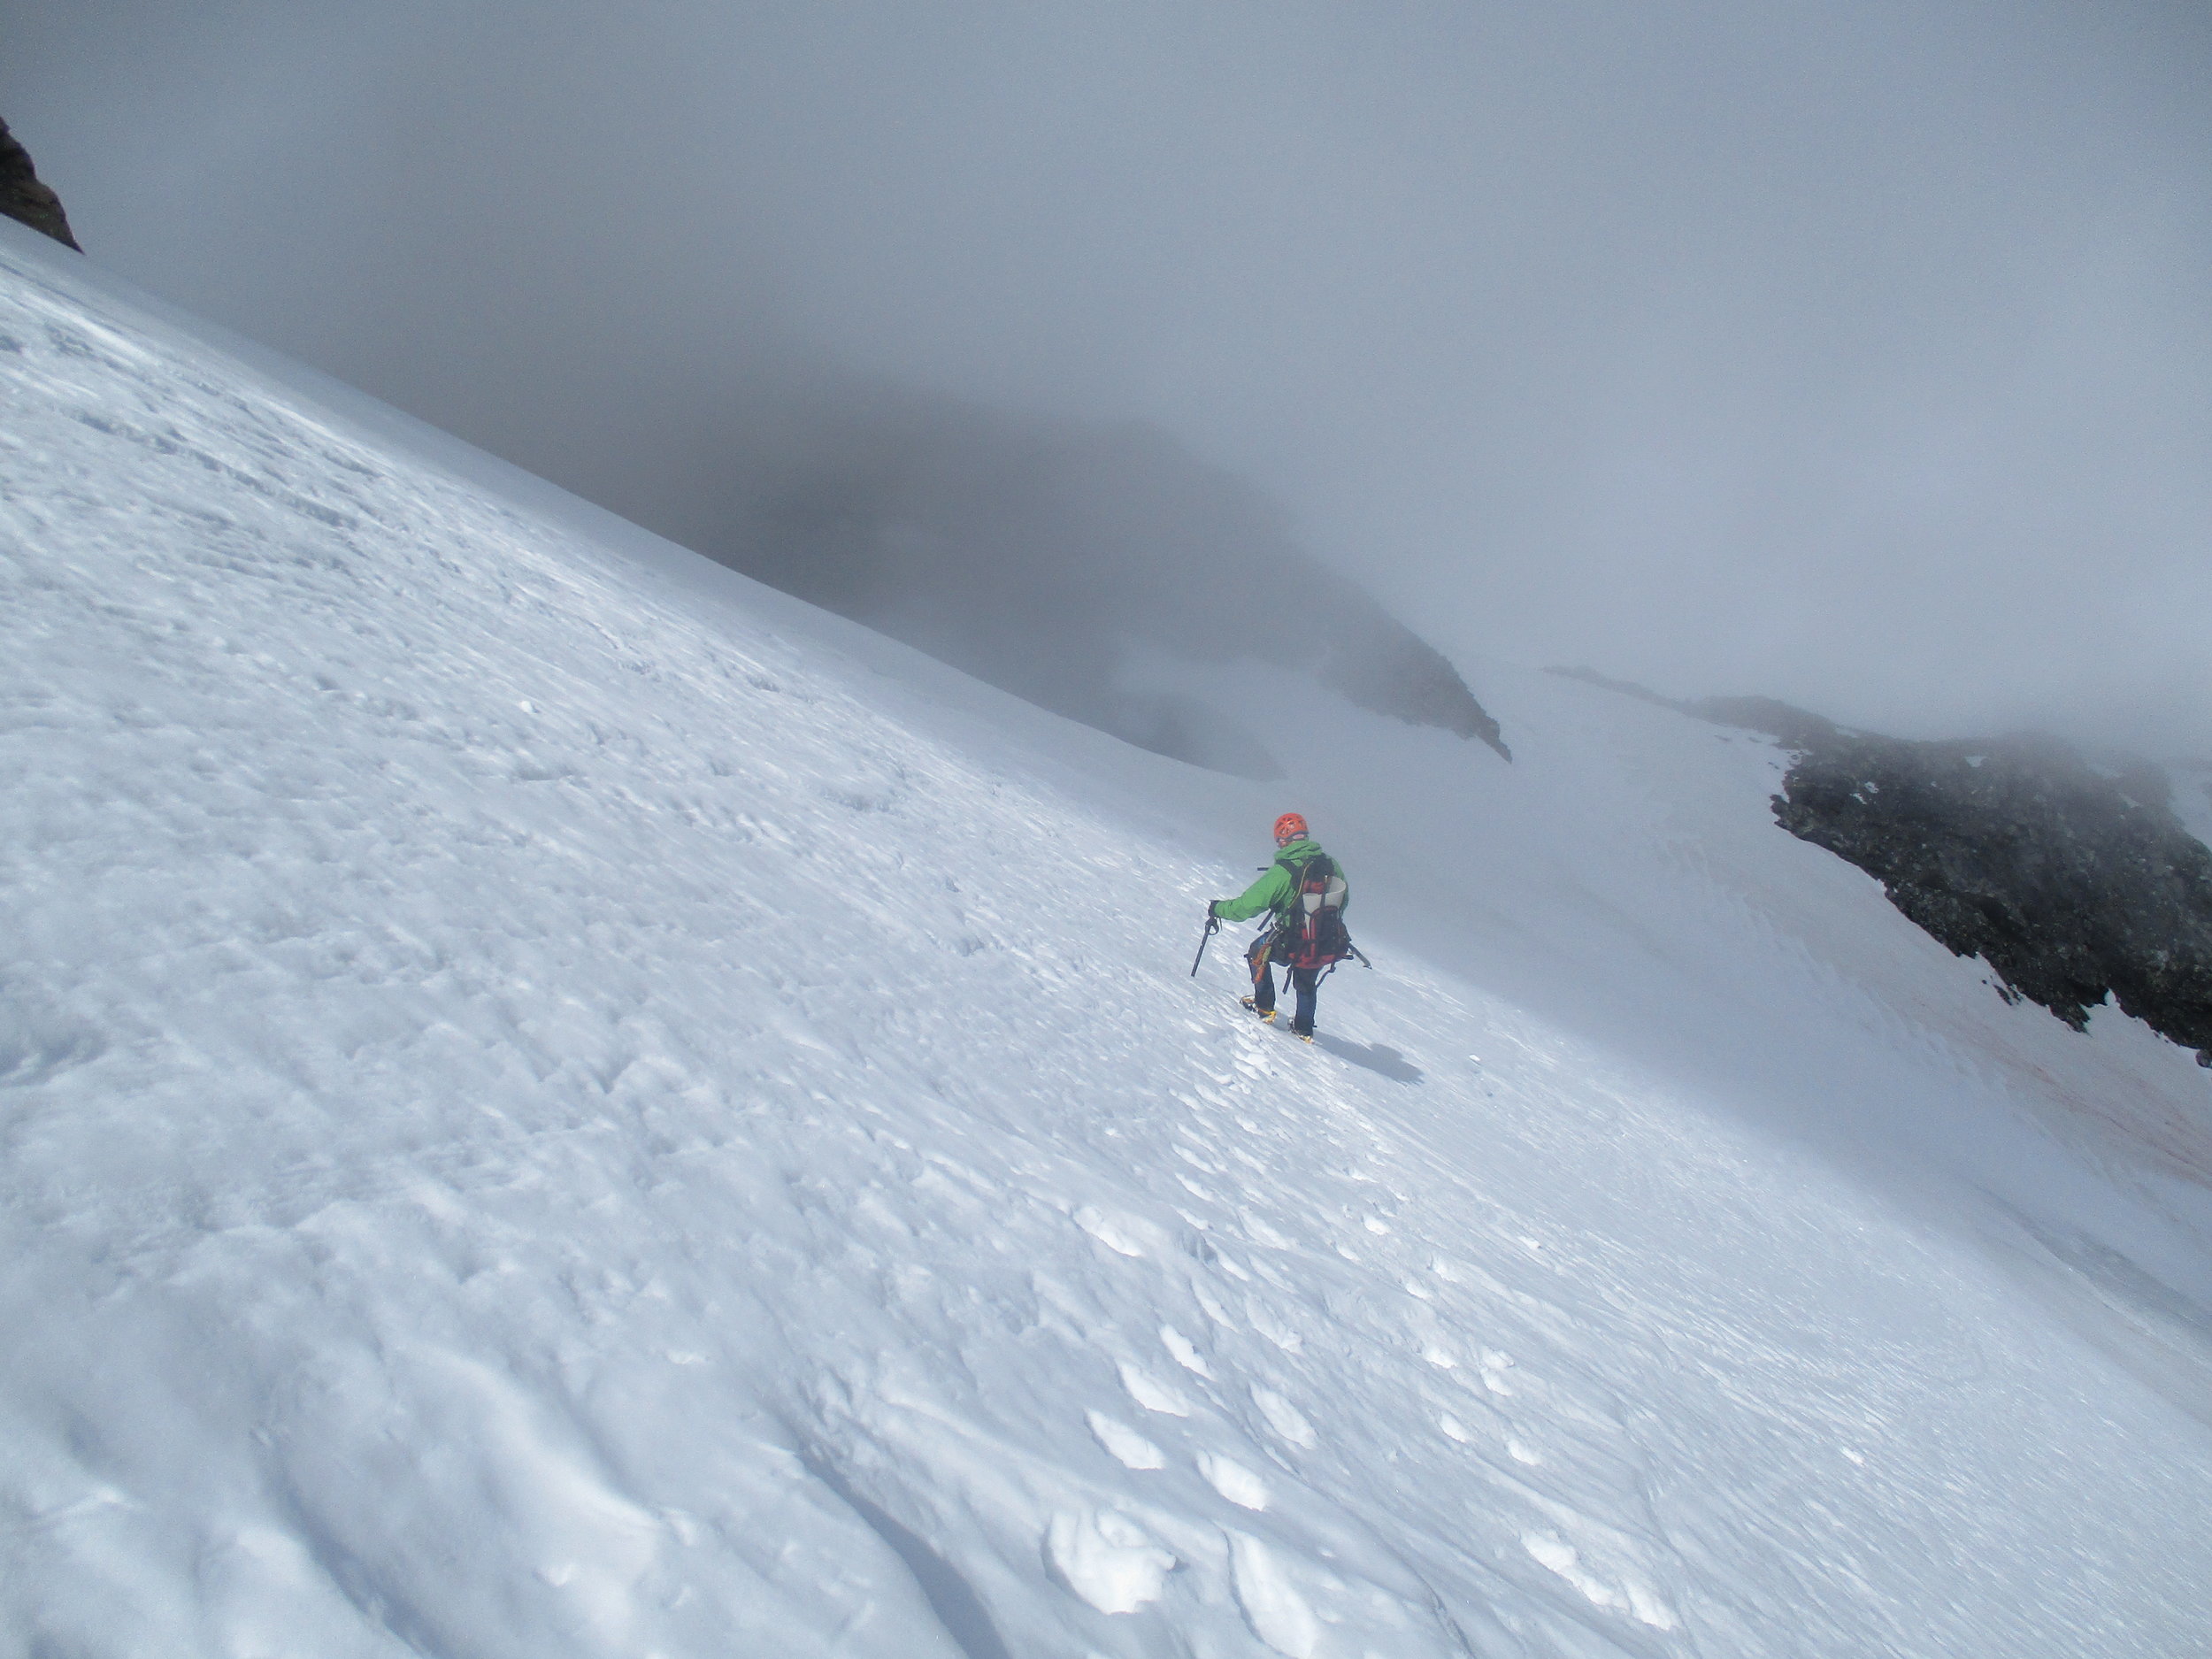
[
  {"xmin": 1551, "ymin": 668, "xmax": 2212, "ymax": 1056},
  {"xmin": 1320, "ymin": 614, "xmax": 1509, "ymax": 758},
  {"xmin": 1770, "ymin": 729, "xmax": 2212, "ymax": 1049},
  {"xmin": 0, "ymin": 118, "xmax": 81, "ymax": 251}
]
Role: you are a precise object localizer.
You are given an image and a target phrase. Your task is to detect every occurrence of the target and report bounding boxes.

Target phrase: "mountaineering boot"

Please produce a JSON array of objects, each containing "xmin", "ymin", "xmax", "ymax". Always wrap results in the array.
[{"xmin": 1239, "ymin": 995, "xmax": 1278, "ymax": 1025}]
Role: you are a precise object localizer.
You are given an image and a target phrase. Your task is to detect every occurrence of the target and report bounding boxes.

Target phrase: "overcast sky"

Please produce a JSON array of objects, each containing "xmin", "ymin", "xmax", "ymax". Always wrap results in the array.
[{"xmin": 11, "ymin": 1, "xmax": 2212, "ymax": 752}]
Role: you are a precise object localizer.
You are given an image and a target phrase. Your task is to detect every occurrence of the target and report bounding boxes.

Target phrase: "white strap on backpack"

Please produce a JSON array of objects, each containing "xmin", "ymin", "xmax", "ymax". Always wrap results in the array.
[{"xmin": 1301, "ymin": 872, "xmax": 1347, "ymax": 914}]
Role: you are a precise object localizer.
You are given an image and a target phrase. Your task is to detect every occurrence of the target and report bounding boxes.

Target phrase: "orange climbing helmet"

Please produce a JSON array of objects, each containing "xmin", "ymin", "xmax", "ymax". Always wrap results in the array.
[{"xmin": 1272, "ymin": 811, "xmax": 1309, "ymax": 842}]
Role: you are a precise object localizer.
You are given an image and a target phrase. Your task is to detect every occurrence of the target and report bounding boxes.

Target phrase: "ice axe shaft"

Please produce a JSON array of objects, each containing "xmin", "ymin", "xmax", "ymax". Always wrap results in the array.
[{"xmin": 1190, "ymin": 912, "xmax": 1220, "ymax": 977}]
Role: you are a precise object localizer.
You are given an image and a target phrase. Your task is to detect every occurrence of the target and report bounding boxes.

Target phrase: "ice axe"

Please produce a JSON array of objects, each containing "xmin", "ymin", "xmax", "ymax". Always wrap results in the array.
[{"xmin": 1190, "ymin": 909, "xmax": 1221, "ymax": 977}]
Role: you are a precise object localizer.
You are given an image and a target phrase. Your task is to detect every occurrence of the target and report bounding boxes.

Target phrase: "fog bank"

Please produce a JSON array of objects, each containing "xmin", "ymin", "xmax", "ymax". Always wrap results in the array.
[
  {"xmin": 675, "ymin": 380, "xmax": 1509, "ymax": 771},
  {"xmin": 9, "ymin": 1, "xmax": 2211, "ymax": 753}
]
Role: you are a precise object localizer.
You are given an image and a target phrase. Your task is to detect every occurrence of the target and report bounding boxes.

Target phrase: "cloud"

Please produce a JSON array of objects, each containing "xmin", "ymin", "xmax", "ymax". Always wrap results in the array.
[
  {"xmin": 682, "ymin": 377, "xmax": 1508, "ymax": 770},
  {"xmin": 12, "ymin": 0, "xmax": 2212, "ymax": 752}
]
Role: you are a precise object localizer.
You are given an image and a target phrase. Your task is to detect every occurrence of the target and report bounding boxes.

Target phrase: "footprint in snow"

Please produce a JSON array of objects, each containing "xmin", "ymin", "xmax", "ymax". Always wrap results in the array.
[
  {"xmin": 1075, "ymin": 1204, "xmax": 1164, "ymax": 1259},
  {"xmin": 1191, "ymin": 1282, "xmax": 1235, "ymax": 1327},
  {"xmin": 1522, "ymin": 1532, "xmax": 1678, "ymax": 1631},
  {"xmin": 1240, "ymin": 1214, "xmax": 1294, "ymax": 1250},
  {"xmin": 1196, "ymin": 1451, "xmax": 1271, "ymax": 1511},
  {"xmin": 1118, "ymin": 1362, "xmax": 1192, "ymax": 1417},
  {"xmin": 1226, "ymin": 1531, "xmax": 1321, "ymax": 1658},
  {"xmin": 1046, "ymin": 1509, "xmax": 1176, "ymax": 1615},
  {"xmin": 1086, "ymin": 1410, "xmax": 1164, "ymax": 1471},
  {"xmin": 1243, "ymin": 1300, "xmax": 1302, "ymax": 1352},
  {"xmin": 1160, "ymin": 1325, "xmax": 1214, "ymax": 1378},
  {"xmin": 1249, "ymin": 1386, "xmax": 1317, "ymax": 1449}
]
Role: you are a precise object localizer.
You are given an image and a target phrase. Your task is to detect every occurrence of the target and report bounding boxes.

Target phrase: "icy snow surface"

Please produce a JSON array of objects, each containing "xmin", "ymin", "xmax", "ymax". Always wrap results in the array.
[{"xmin": 3, "ymin": 219, "xmax": 2210, "ymax": 1656}]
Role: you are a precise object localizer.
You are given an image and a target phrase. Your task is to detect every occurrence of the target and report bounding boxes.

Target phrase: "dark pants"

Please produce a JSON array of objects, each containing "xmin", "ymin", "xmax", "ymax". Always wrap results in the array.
[{"xmin": 1248, "ymin": 941, "xmax": 1320, "ymax": 1035}]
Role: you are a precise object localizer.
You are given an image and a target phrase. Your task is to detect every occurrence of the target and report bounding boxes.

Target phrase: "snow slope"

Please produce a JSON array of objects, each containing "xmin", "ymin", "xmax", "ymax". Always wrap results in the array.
[{"xmin": 4, "ymin": 219, "xmax": 2210, "ymax": 1657}]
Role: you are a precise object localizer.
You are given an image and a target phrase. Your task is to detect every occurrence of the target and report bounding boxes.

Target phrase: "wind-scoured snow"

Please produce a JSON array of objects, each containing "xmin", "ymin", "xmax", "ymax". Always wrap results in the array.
[{"xmin": 3, "ymin": 220, "xmax": 2209, "ymax": 1657}]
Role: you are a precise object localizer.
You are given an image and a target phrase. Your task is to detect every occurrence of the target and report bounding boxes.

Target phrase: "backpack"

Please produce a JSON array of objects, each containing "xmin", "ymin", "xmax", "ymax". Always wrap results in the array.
[{"xmin": 1274, "ymin": 852, "xmax": 1351, "ymax": 970}]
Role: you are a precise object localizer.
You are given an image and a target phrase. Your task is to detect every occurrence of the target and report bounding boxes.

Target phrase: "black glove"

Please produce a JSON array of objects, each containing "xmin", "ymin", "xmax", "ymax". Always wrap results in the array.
[{"xmin": 1206, "ymin": 900, "xmax": 1222, "ymax": 919}]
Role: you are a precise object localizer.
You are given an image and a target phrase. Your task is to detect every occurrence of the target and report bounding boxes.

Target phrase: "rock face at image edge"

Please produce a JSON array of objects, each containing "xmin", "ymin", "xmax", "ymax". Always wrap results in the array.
[
  {"xmin": 0, "ymin": 119, "xmax": 81, "ymax": 252},
  {"xmin": 1774, "ymin": 727, "xmax": 2212, "ymax": 1059},
  {"xmin": 1555, "ymin": 669, "xmax": 2212, "ymax": 1062}
]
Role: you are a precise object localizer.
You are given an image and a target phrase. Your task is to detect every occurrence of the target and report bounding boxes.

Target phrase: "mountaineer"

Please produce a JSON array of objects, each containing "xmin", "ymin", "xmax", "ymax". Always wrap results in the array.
[{"xmin": 1207, "ymin": 812, "xmax": 1353, "ymax": 1040}]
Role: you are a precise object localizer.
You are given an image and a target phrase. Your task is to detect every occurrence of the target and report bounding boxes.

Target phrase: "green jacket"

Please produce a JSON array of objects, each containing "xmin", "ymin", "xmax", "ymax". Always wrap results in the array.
[{"xmin": 1212, "ymin": 839, "xmax": 1347, "ymax": 925}]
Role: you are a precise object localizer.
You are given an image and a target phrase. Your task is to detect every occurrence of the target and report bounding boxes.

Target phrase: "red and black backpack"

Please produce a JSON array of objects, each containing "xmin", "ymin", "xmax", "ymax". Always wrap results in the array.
[{"xmin": 1273, "ymin": 851, "xmax": 1351, "ymax": 970}]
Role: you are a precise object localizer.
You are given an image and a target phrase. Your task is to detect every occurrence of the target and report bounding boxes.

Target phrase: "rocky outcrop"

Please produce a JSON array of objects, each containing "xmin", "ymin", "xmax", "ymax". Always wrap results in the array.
[
  {"xmin": 1774, "ymin": 729, "xmax": 2212, "ymax": 1060},
  {"xmin": 1552, "ymin": 668, "xmax": 2212, "ymax": 1062},
  {"xmin": 0, "ymin": 119, "xmax": 81, "ymax": 251}
]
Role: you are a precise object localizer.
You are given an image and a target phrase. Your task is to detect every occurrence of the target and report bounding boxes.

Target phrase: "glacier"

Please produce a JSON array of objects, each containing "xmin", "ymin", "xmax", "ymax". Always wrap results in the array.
[{"xmin": 2, "ymin": 217, "xmax": 2209, "ymax": 1657}]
